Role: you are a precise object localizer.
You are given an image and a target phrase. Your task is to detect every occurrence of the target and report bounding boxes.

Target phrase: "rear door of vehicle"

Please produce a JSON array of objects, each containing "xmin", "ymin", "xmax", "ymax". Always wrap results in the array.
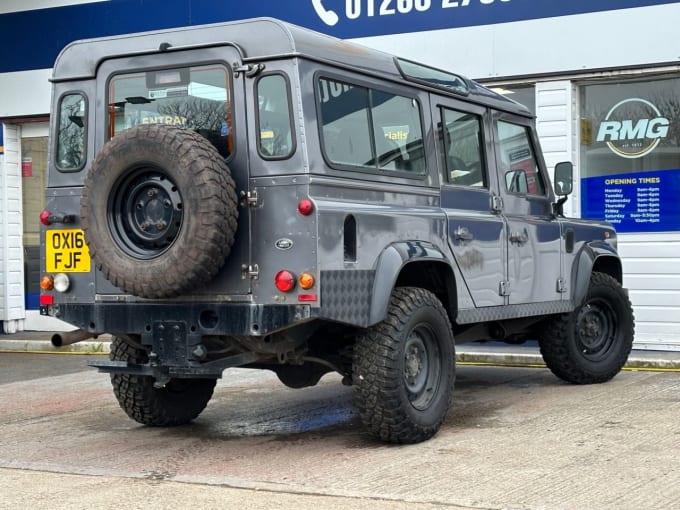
[
  {"xmin": 95, "ymin": 46, "xmax": 251, "ymax": 297},
  {"xmin": 434, "ymin": 97, "xmax": 507, "ymax": 307}
]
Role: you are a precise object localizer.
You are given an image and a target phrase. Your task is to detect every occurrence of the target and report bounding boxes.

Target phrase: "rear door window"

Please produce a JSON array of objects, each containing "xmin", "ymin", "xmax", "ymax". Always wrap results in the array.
[
  {"xmin": 108, "ymin": 64, "xmax": 233, "ymax": 159},
  {"xmin": 438, "ymin": 108, "xmax": 487, "ymax": 188}
]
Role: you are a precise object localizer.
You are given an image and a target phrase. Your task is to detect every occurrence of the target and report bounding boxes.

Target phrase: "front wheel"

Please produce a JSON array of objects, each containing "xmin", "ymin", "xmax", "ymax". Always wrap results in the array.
[
  {"xmin": 539, "ymin": 272, "xmax": 634, "ymax": 384},
  {"xmin": 353, "ymin": 287, "xmax": 455, "ymax": 444},
  {"xmin": 109, "ymin": 337, "xmax": 216, "ymax": 426}
]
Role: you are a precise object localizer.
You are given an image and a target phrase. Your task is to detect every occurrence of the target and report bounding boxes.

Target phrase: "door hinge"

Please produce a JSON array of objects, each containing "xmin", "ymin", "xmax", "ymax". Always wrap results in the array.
[
  {"xmin": 233, "ymin": 63, "xmax": 264, "ymax": 77},
  {"xmin": 240, "ymin": 190, "xmax": 258, "ymax": 208},
  {"xmin": 241, "ymin": 264, "xmax": 259, "ymax": 280},
  {"xmin": 499, "ymin": 280, "xmax": 510, "ymax": 296},
  {"xmin": 556, "ymin": 278, "xmax": 567, "ymax": 293},
  {"xmin": 491, "ymin": 194, "xmax": 503, "ymax": 213}
]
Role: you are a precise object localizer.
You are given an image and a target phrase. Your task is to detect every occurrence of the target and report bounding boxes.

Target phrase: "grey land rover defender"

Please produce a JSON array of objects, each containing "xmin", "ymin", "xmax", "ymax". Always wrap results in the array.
[{"xmin": 41, "ymin": 18, "xmax": 634, "ymax": 443}]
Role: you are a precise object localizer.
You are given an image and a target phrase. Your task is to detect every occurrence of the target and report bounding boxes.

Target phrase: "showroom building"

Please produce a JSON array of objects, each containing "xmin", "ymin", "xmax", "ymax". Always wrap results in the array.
[{"xmin": 1, "ymin": 0, "xmax": 679, "ymax": 349}]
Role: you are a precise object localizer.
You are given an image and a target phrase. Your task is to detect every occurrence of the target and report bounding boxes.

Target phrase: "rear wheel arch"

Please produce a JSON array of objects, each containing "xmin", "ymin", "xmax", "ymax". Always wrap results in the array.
[{"xmin": 369, "ymin": 242, "xmax": 457, "ymax": 326}]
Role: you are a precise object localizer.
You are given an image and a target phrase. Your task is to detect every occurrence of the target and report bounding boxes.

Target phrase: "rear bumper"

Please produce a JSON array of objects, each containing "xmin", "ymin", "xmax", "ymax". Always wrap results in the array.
[{"xmin": 41, "ymin": 301, "xmax": 312, "ymax": 337}]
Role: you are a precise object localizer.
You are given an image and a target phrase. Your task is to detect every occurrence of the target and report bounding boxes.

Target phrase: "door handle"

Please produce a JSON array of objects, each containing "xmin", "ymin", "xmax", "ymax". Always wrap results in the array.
[
  {"xmin": 509, "ymin": 229, "xmax": 529, "ymax": 245},
  {"xmin": 454, "ymin": 226, "xmax": 474, "ymax": 242}
]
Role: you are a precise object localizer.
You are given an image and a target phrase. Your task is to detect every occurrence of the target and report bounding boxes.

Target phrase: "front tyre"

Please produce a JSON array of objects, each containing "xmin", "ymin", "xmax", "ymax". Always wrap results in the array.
[
  {"xmin": 109, "ymin": 337, "xmax": 216, "ymax": 426},
  {"xmin": 539, "ymin": 272, "xmax": 634, "ymax": 384},
  {"xmin": 353, "ymin": 287, "xmax": 455, "ymax": 444}
]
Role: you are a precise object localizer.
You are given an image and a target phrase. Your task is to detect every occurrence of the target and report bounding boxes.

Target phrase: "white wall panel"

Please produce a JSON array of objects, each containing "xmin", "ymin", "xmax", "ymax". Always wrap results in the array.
[
  {"xmin": 534, "ymin": 81, "xmax": 577, "ymax": 216},
  {"xmin": 618, "ymin": 234, "xmax": 680, "ymax": 348},
  {"xmin": 0, "ymin": 124, "xmax": 25, "ymax": 330}
]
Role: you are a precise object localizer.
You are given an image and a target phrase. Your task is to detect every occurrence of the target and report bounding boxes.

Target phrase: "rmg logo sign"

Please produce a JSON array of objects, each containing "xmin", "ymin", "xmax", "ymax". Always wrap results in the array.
[{"xmin": 596, "ymin": 98, "xmax": 670, "ymax": 159}]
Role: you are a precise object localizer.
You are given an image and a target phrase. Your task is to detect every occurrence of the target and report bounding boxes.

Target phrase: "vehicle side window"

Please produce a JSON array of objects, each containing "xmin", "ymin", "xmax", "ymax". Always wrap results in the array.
[
  {"xmin": 256, "ymin": 74, "xmax": 294, "ymax": 159},
  {"xmin": 56, "ymin": 93, "xmax": 87, "ymax": 171},
  {"xmin": 438, "ymin": 108, "xmax": 486, "ymax": 187},
  {"xmin": 318, "ymin": 77, "xmax": 425, "ymax": 175},
  {"xmin": 497, "ymin": 120, "xmax": 545, "ymax": 196}
]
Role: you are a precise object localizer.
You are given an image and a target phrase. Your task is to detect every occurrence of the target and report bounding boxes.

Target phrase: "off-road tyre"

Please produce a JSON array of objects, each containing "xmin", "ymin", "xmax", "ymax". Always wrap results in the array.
[
  {"xmin": 353, "ymin": 287, "xmax": 455, "ymax": 444},
  {"xmin": 81, "ymin": 124, "xmax": 238, "ymax": 298},
  {"xmin": 539, "ymin": 272, "xmax": 634, "ymax": 384},
  {"xmin": 109, "ymin": 336, "xmax": 216, "ymax": 426}
]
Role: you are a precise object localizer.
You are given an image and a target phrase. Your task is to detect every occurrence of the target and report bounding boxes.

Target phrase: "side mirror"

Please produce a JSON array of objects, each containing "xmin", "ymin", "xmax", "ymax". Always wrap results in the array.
[{"xmin": 554, "ymin": 161, "xmax": 573, "ymax": 196}]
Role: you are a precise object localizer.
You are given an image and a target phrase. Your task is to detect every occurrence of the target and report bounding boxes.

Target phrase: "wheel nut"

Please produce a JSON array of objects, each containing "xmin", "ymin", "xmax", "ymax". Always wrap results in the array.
[{"xmin": 140, "ymin": 222, "xmax": 149, "ymax": 231}]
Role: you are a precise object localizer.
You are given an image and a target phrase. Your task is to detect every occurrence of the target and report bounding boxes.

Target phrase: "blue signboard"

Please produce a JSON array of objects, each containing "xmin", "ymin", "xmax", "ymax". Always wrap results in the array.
[
  {"xmin": 0, "ymin": 0, "xmax": 679, "ymax": 73},
  {"xmin": 581, "ymin": 169, "xmax": 680, "ymax": 233}
]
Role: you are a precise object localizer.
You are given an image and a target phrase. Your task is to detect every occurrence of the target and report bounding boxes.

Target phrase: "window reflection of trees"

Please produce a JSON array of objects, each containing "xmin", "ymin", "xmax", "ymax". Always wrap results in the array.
[
  {"xmin": 157, "ymin": 98, "xmax": 225, "ymax": 133},
  {"xmin": 57, "ymin": 96, "xmax": 85, "ymax": 169},
  {"xmin": 157, "ymin": 98, "xmax": 231, "ymax": 157}
]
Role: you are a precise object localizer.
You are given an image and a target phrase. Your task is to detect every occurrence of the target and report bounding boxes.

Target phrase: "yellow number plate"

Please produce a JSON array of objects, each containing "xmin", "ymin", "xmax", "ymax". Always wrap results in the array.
[{"xmin": 45, "ymin": 229, "xmax": 91, "ymax": 273}]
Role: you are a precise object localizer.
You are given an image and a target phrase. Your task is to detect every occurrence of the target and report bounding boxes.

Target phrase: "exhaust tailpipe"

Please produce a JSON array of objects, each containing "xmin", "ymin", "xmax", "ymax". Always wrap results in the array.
[{"xmin": 51, "ymin": 329, "xmax": 99, "ymax": 347}]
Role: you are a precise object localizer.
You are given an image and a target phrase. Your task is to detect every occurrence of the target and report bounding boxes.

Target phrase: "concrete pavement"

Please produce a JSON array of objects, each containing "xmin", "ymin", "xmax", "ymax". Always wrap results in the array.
[
  {"xmin": 1, "ymin": 330, "xmax": 679, "ymax": 370},
  {"xmin": 3, "ymin": 355, "xmax": 680, "ymax": 509}
]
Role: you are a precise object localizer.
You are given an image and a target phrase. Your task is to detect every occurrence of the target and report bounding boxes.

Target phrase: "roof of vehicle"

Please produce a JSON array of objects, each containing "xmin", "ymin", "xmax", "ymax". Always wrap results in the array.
[{"xmin": 52, "ymin": 17, "xmax": 530, "ymax": 116}]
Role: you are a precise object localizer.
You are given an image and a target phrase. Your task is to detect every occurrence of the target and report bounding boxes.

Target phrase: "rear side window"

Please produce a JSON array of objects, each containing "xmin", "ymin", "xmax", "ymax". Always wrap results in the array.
[
  {"xmin": 438, "ymin": 108, "xmax": 487, "ymax": 188},
  {"xmin": 497, "ymin": 121, "xmax": 546, "ymax": 196},
  {"xmin": 108, "ymin": 64, "xmax": 233, "ymax": 159},
  {"xmin": 256, "ymin": 74, "xmax": 295, "ymax": 159},
  {"xmin": 56, "ymin": 93, "xmax": 87, "ymax": 171},
  {"xmin": 318, "ymin": 77, "xmax": 425, "ymax": 175}
]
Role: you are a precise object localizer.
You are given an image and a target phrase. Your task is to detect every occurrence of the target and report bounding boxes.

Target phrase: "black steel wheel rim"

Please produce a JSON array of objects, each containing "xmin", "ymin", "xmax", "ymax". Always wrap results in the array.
[
  {"xmin": 575, "ymin": 299, "xmax": 617, "ymax": 361},
  {"xmin": 403, "ymin": 323, "xmax": 442, "ymax": 411},
  {"xmin": 109, "ymin": 166, "xmax": 183, "ymax": 259}
]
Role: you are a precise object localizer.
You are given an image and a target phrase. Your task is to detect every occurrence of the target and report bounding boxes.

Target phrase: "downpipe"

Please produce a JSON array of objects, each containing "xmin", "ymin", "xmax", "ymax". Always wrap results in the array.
[{"xmin": 51, "ymin": 329, "xmax": 99, "ymax": 347}]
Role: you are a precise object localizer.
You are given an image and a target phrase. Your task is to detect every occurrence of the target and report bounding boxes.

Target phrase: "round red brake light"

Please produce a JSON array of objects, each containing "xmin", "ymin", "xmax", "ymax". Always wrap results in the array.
[
  {"xmin": 275, "ymin": 270, "xmax": 296, "ymax": 292},
  {"xmin": 40, "ymin": 210, "xmax": 52, "ymax": 226},
  {"xmin": 298, "ymin": 199, "xmax": 314, "ymax": 216}
]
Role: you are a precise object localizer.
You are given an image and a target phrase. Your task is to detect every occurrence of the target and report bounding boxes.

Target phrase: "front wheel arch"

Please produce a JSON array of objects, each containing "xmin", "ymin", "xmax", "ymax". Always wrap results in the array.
[{"xmin": 571, "ymin": 243, "xmax": 623, "ymax": 308}]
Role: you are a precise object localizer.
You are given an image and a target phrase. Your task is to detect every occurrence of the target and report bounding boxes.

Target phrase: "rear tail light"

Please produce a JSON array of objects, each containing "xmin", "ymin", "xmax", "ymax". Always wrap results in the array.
[
  {"xmin": 297, "ymin": 198, "xmax": 314, "ymax": 216},
  {"xmin": 40, "ymin": 275, "xmax": 54, "ymax": 291},
  {"xmin": 39, "ymin": 210, "xmax": 52, "ymax": 226},
  {"xmin": 298, "ymin": 272, "xmax": 315, "ymax": 290},
  {"xmin": 275, "ymin": 270, "xmax": 296, "ymax": 292}
]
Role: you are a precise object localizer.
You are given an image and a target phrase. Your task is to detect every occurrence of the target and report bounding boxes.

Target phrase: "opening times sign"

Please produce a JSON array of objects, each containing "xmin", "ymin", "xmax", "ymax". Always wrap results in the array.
[{"xmin": 581, "ymin": 169, "xmax": 680, "ymax": 233}]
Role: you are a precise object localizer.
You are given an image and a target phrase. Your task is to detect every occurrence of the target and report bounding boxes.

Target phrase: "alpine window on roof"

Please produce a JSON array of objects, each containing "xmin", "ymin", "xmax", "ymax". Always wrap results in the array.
[{"xmin": 396, "ymin": 58, "xmax": 468, "ymax": 96}]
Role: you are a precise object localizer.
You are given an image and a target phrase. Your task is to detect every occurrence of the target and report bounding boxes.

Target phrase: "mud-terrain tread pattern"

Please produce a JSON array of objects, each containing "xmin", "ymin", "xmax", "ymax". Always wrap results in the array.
[
  {"xmin": 539, "ymin": 272, "xmax": 635, "ymax": 384},
  {"xmin": 353, "ymin": 287, "xmax": 455, "ymax": 444},
  {"xmin": 81, "ymin": 124, "xmax": 238, "ymax": 298},
  {"xmin": 109, "ymin": 337, "xmax": 216, "ymax": 426}
]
